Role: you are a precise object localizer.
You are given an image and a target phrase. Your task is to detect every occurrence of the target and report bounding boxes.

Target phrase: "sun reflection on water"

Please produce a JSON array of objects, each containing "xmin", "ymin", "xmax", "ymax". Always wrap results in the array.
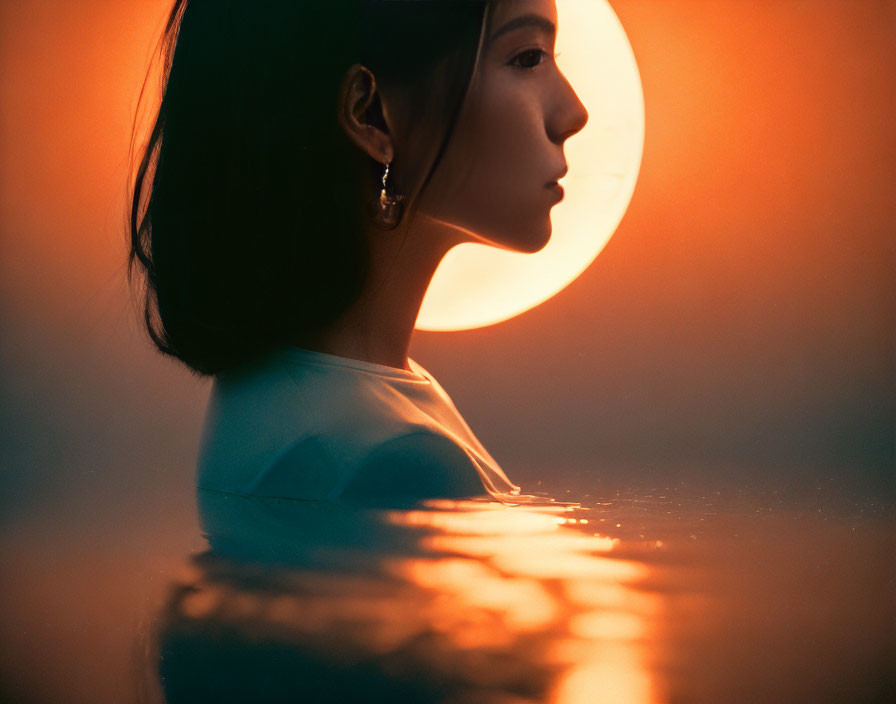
[{"xmin": 150, "ymin": 492, "xmax": 669, "ymax": 703}]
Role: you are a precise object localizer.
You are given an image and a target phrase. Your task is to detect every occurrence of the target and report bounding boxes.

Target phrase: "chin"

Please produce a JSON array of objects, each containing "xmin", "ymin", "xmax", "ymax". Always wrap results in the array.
[
  {"xmin": 513, "ymin": 220, "xmax": 553, "ymax": 254},
  {"xmin": 476, "ymin": 231, "xmax": 549, "ymax": 254},
  {"xmin": 468, "ymin": 216, "xmax": 552, "ymax": 253}
]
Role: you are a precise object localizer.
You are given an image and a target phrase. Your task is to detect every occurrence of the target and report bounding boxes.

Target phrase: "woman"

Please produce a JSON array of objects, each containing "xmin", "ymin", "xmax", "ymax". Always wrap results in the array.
[{"xmin": 128, "ymin": 0, "xmax": 588, "ymax": 509}]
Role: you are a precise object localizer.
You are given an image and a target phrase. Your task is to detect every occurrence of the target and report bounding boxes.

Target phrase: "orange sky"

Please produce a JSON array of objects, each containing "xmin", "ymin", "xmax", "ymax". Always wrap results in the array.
[{"xmin": 0, "ymin": 1, "xmax": 893, "ymax": 518}]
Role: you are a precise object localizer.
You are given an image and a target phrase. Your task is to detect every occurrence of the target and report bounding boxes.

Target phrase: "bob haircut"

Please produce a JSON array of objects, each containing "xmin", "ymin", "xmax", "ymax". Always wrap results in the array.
[{"xmin": 128, "ymin": 0, "xmax": 498, "ymax": 377}]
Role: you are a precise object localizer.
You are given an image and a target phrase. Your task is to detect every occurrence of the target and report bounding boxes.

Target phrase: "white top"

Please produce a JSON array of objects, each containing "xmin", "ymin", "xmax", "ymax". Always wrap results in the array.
[{"xmin": 195, "ymin": 345, "xmax": 523, "ymax": 508}]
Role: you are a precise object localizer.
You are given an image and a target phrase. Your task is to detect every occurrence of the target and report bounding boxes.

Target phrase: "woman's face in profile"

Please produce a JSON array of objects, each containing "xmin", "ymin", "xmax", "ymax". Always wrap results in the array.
[{"xmin": 417, "ymin": 0, "xmax": 588, "ymax": 253}]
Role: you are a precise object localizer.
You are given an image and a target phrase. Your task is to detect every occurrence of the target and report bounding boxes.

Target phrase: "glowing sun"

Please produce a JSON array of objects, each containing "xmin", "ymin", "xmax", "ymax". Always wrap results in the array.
[{"xmin": 416, "ymin": 0, "xmax": 644, "ymax": 332}]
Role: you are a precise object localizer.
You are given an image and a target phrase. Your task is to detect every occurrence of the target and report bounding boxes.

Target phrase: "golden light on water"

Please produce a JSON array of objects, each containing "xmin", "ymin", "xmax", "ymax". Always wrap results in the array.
[
  {"xmin": 385, "ymin": 499, "xmax": 576, "ymax": 534},
  {"xmin": 552, "ymin": 652, "xmax": 657, "ymax": 704},
  {"xmin": 385, "ymin": 557, "xmax": 560, "ymax": 632},
  {"xmin": 417, "ymin": 0, "xmax": 645, "ymax": 331},
  {"xmin": 384, "ymin": 500, "xmax": 659, "ymax": 703},
  {"xmin": 422, "ymin": 532, "xmax": 619, "ymax": 557}
]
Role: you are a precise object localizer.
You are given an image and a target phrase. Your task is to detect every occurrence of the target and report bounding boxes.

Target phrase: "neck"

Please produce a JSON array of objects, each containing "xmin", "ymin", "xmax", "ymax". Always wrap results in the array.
[{"xmin": 290, "ymin": 212, "xmax": 466, "ymax": 372}]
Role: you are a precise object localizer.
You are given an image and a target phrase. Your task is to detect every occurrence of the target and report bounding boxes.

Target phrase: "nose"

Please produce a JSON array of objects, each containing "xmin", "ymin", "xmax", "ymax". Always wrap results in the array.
[{"xmin": 549, "ymin": 73, "xmax": 589, "ymax": 144}]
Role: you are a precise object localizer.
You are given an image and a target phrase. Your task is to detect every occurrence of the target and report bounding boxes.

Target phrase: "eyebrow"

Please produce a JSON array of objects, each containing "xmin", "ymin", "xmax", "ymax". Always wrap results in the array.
[{"xmin": 487, "ymin": 13, "xmax": 556, "ymax": 44}]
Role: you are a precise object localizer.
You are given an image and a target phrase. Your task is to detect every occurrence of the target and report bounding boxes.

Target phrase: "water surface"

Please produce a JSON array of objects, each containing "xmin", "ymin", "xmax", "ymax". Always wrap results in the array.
[{"xmin": 2, "ymin": 479, "xmax": 892, "ymax": 704}]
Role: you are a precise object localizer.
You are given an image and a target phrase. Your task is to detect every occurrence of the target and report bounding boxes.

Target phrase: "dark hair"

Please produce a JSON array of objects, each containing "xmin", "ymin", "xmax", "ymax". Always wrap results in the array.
[{"xmin": 127, "ymin": 0, "xmax": 497, "ymax": 377}]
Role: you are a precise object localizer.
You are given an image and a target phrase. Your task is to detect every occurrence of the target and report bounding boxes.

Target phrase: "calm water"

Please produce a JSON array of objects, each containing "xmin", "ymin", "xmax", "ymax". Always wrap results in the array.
[{"xmin": 2, "ymin": 478, "xmax": 893, "ymax": 704}]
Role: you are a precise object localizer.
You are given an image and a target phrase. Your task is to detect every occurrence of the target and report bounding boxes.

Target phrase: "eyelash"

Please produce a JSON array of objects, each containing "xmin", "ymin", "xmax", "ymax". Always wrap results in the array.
[{"xmin": 510, "ymin": 48, "xmax": 562, "ymax": 70}]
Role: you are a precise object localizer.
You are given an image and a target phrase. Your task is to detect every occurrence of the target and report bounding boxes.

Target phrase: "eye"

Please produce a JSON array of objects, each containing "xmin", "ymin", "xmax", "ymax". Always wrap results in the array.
[{"xmin": 510, "ymin": 48, "xmax": 559, "ymax": 70}]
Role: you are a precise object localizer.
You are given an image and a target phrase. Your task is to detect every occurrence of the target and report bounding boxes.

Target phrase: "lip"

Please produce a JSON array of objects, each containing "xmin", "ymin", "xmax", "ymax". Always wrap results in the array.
[
  {"xmin": 546, "ymin": 182, "xmax": 564, "ymax": 200},
  {"xmin": 545, "ymin": 165, "xmax": 568, "ymax": 186}
]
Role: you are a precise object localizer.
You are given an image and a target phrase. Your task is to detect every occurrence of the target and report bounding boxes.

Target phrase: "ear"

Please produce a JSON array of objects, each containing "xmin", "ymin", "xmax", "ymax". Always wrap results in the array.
[{"xmin": 337, "ymin": 63, "xmax": 394, "ymax": 164}]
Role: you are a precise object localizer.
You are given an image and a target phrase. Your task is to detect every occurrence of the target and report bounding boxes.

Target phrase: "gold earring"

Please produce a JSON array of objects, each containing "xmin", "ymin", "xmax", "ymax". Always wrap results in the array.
[{"xmin": 371, "ymin": 159, "xmax": 405, "ymax": 229}]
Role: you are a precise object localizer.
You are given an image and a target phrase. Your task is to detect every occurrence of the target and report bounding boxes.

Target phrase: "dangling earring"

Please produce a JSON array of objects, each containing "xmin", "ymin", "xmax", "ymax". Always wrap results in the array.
[{"xmin": 370, "ymin": 159, "xmax": 406, "ymax": 229}]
